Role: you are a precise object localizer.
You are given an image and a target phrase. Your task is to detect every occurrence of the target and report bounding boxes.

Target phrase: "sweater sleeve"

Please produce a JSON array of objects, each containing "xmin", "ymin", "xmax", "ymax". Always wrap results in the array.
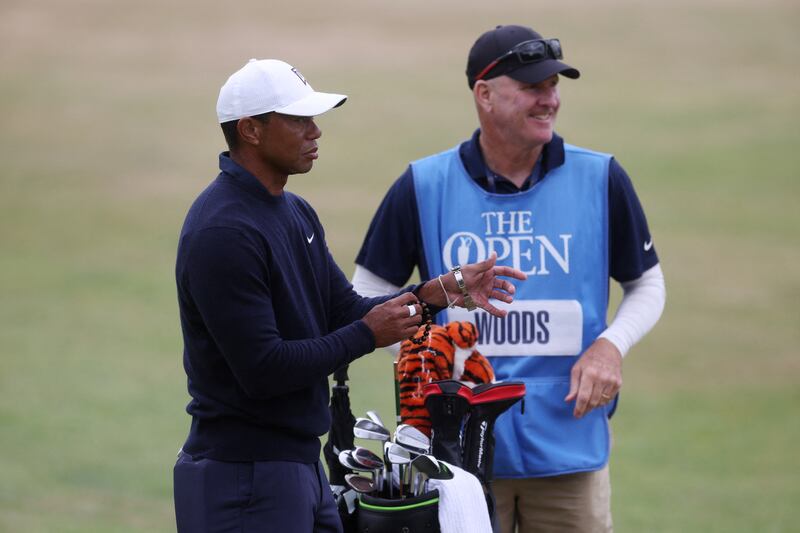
[{"xmin": 182, "ymin": 226, "xmax": 376, "ymax": 399}]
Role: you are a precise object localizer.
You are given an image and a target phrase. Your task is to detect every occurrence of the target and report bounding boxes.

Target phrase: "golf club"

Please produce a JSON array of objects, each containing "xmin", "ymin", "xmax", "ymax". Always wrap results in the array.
[
  {"xmin": 366, "ymin": 410, "xmax": 386, "ymax": 428},
  {"xmin": 353, "ymin": 417, "xmax": 391, "ymax": 442},
  {"xmin": 410, "ymin": 454, "xmax": 440, "ymax": 477},
  {"xmin": 345, "ymin": 473, "xmax": 376, "ymax": 494},
  {"xmin": 394, "ymin": 423, "xmax": 431, "ymax": 455},
  {"xmin": 385, "ymin": 442, "xmax": 412, "ymax": 498},
  {"xmin": 338, "ymin": 449, "xmax": 372, "ymax": 473},
  {"xmin": 407, "ymin": 453, "xmax": 438, "ymax": 495},
  {"xmin": 352, "ymin": 446, "xmax": 384, "ymax": 469},
  {"xmin": 352, "ymin": 446, "xmax": 385, "ymax": 491},
  {"xmin": 382, "ymin": 441, "xmax": 394, "ymax": 498},
  {"xmin": 412, "ymin": 471, "xmax": 429, "ymax": 496}
]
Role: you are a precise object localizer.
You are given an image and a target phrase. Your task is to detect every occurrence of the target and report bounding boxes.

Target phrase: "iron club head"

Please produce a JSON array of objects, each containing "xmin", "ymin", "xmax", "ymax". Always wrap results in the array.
[
  {"xmin": 384, "ymin": 442, "xmax": 412, "ymax": 465},
  {"xmin": 394, "ymin": 424, "xmax": 430, "ymax": 455},
  {"xmin": 352, "ymin": 446, "xmax": 384, "ymax": 470},
  {"xmin": 345, "ymin": 473, "xmax": 376, "ymax": 494},
  {"xmin": 410, "ymin": 454, "xmax": 441, "ymax": 477},
  {"xmin": 338, "ymin": 449, "xmax": 372, "ymax": 472},
  {"xmin": 366, "ymin": 410, "xmax": 386, "ymax": 428},
  {"xmin": 354, "ymin": 417, "xmax": 391, "ymax": 442}
]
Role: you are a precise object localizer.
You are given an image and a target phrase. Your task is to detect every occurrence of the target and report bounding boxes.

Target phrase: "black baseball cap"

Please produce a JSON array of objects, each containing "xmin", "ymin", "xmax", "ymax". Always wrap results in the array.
[{"xmin": 466, "ymin": 25, "xmax": 580, "ymax": 89}]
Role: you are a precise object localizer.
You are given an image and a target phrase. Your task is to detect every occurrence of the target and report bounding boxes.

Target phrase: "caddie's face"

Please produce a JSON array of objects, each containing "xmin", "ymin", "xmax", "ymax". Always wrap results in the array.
[
  {"xmin": 257, "ymin": 113, "xmax": 322, "ymax": 176},
  {"xmin": 487, "ymin": 74, "xmax": 560, "ymax": 149}
]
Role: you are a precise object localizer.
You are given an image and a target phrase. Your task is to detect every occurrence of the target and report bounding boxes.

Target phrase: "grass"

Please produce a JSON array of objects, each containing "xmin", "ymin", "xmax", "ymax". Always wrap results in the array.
[{"xmin": 1, "ymin": 0, "xmax": 799, "ymax": 530}]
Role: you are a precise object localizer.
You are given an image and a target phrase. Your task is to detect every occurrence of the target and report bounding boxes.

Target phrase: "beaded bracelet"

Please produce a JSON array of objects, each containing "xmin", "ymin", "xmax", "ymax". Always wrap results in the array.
[{"xmin": 408, "ymin": 301, "xmax": 433, "ymax": 345}]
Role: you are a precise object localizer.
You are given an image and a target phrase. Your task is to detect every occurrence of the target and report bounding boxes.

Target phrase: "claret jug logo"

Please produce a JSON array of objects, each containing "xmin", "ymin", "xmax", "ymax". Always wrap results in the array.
[
  {"xmin": 442, "ymin": 209, "xmax": 583, "ymax": 356},
  {"xmin": 442, "ymin": 210, "xmax": 572, "ymax": 275}
]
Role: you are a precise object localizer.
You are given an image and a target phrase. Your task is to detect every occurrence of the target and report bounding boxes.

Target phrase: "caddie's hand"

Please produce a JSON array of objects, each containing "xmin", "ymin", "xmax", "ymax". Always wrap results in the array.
[
  {"xmin": 565, "ymin": 338, "xmax": 623, "ymax": 418},
  {"xmin": 457, "ymin": 252, "xmax": 527, "ymax": 317},
  {"xmin": 362, "ymin": 292, "xmax": 424, "ymax": 348}
]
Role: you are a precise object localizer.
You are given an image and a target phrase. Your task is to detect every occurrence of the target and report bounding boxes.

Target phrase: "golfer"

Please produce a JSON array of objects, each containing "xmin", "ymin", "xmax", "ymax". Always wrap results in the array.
[{"xmin": 173, "ymin": 58, "xmax": 527, "ymax": 532}]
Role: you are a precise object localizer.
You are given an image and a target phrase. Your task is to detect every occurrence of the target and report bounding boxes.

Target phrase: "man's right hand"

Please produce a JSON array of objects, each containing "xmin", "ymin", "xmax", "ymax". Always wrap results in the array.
[{"xmin": 361, "ymin": 292, "xmax": 424, "ymax": 348}]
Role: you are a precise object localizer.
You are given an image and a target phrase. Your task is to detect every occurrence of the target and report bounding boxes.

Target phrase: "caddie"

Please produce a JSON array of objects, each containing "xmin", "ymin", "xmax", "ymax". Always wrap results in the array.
[{"xmin": 352, "ymin": 25, "xmax": 666, "ymax": 532}]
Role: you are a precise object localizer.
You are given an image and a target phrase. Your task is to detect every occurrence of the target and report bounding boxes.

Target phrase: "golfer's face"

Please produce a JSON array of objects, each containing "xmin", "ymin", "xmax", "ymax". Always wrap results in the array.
[{"xmin": 260, "ymin": 113, "xmax": 322, "ymax": 176}]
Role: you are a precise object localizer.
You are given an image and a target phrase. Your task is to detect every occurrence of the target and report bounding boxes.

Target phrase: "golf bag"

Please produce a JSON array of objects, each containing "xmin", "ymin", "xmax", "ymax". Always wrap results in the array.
[
  {"xmin": 423, "ymin": 380, "xmax": 525, "ymax": 482},
  {"xmin": 325, "ymin": 365, "xmax": 359, "ymax": 531},
  {"xmin": 461, "ymin": 381, "xmax": 526, "ymax": 484},
  {"xmin": 422, "ymin": 380, "xmax": 473, "ymax": 467},
  {"xmin": 423, "ymin": 379, "xmax": 524, "ymax": 531},
  {"xmin": 355, "ymin": 490, "xmax": 441, "ymax": 532},
  {"xmin": 325, "ymin": 365, "xmax": 356, "ymax": 486}
]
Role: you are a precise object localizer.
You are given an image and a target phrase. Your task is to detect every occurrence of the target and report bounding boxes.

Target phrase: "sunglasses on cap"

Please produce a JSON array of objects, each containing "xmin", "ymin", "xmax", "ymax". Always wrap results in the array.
[{"xmin": 474, "ymin": 38, "xmax": 564, "ymax": 82}]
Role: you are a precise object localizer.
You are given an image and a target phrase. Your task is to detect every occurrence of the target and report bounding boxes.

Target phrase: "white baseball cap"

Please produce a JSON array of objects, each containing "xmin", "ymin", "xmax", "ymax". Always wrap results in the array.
[{"xmin": 216, "ymin": 59, "xmax": 347, "ymax": 123}]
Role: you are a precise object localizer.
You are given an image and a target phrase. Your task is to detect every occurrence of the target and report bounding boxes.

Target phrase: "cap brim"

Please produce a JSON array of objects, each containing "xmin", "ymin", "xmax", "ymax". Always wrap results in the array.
[
  {"xmin": 508, "ymin": 59, "xmax": 580, "ymax": 85},
  {"xmin": 274, "ymin": 91, "xmax": 347, "ymax": 117}
]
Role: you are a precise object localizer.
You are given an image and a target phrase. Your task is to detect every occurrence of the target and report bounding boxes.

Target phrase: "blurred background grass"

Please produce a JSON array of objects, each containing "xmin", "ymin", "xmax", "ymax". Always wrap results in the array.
[{"xmin": 1, "ymin": 0, "xmax": 798, "ymax": 531}]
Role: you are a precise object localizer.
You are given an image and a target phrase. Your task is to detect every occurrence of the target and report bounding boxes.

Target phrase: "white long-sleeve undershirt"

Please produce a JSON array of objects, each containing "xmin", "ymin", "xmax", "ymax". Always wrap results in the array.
[
  {"xmin": 598, "ymin": 263, "xmax": 665, "ymax": 357},
  {"xmin": 351, "ymin": 263, "xmax": 666, "ymax": 358}
]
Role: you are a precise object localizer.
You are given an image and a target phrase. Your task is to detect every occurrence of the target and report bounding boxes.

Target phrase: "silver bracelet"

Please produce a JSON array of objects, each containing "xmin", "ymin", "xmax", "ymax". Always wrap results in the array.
[
  {"xmin": 437, "ymin": 274, "xmax": 455, "ymax": 308},
  {"xmin": 451, "ymin": 266, "xmax": 477, "ymax": 311}
]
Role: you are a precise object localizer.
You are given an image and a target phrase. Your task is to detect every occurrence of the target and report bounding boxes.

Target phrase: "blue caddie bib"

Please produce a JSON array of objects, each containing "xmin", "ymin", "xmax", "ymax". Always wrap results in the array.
[{"xmin": 412, "ymin": 144, "xmax": 612, "ymax": 477}]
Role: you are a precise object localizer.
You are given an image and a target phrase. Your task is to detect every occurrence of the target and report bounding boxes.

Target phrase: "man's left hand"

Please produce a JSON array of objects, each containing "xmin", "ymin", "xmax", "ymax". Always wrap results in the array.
[
  {"xmin": 417, "ymin": 252, "xmax": 527, "ymax": 317},
  {"xmin": 455, "ymin": 252, "xmax": 527, "ymax": 317},
  {"xmin": 565, "ymin": 338, "xmax": 623, "ymax": 418}
]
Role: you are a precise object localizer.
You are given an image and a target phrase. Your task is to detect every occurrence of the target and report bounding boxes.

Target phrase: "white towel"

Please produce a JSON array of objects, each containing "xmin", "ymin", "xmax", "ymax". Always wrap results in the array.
[{"xmin": 428, "ymin": 463, "xmax": 492, "ymax": 533}]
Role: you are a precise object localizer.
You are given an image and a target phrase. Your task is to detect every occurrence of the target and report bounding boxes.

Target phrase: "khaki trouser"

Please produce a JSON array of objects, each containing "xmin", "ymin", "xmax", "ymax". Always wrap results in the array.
[{"xmin": 493, "ymin": 465, "xmax": 612, "ymax": 533}]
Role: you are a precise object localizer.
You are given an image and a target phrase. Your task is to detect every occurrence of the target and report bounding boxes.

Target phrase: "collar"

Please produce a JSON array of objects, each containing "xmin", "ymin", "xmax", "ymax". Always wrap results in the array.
[
  {"xmin": 218, "ymin": 152, "xmax": 284, "ymax": 203},
  {"xmin": 458, "ymin": 129, "xmax": 566, "ymax": 193}
]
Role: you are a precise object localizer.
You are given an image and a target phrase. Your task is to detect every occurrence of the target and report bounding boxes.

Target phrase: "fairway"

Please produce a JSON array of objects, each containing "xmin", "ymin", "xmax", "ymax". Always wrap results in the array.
[{"xmin": 1, "ymin": 0, "xmax": 799, "ymax": 531}]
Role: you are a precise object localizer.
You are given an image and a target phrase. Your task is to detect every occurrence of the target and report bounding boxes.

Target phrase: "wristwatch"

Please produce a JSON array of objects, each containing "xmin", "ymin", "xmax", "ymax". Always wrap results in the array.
[{"xmin": 451, "ymin": 265, "xmax": 477, "ymax": 311}]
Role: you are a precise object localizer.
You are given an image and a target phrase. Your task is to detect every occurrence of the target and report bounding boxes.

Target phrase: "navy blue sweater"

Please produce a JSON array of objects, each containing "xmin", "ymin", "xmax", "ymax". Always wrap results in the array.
[{"xmin": 176, "ymin": 153, "xmax": 389, "ymax": 462}]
